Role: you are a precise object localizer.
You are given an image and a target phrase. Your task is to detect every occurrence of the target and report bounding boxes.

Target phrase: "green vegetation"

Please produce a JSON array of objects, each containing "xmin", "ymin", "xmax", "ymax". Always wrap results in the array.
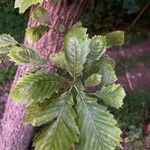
[
  {"xmin": 0, "ymin": 0, "xmax": 150, "ymax": 149},
  {"xmin": 0, "ymin": 0, "xmax": 28, "ymax": 42},
  {"xmin": 0, "ymin": 25, "xmax": 125, "ymax": 149},
  {"xmin": 0, "ymin": 0, "xmax": 27, "ymax": 85}
]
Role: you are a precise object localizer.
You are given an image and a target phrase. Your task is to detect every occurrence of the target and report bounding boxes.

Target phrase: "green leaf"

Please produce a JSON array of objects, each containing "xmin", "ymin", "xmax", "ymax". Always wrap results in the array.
[
  {"xmin": 32, "ymin": 6, "xmax": 50, "ymax": 25},
  {"xmin": 25, "ymin": 99, "xmax": 58, "ymax": 126},
  {"xmin": 83, "ymin": 55, "xmax": 116, "ymax": 84},
  {"xmin": 32, "ymin": 93, "xmax": 79, "ymax": 150},
  {"xmin": 9, "ymin": 46, "xmax": 44, "ymax": 65},
  {"xmin": 26, "ymin": 25, "xmax": 49, "ymax": 42},
  {"xmin": 0, "ymin": 47, "xmax": 11, "ymax": 62},
  {"xmin": 99, "ymin": 55, "xmax": 117, "ymax": 85},
  {"xmin": 95, "ymin": 84, "xmax": 126, "ymax": 109},
  {"xmin": 85, "ymin": 74, "xmax": 101, "ymax": 87},
  {"xmin": 76, "ymin": 89, "xmax": 122, "ymax": 150},
  {"xmin": 14, "ymin": 0, "xmax": 21, "ymax": 8},
  {"xmin": 64, "ymin": 27, "xmax": 90, "ymax": 77},
  {"xmin": 83, "ymin": 60, "xmax": 102, "ymax": 79},
  {"xmin": 0, "ymin": 34, "xmax": 18, "ymax": 48},
  {"xmin": 10, "ymin": 72, "xmax": 66, "ymax": 104},
  {"xmin": 87, "ymin": 35, "xmax": 106, "ymax": 63},
  {"xmin": 106, "ymin": 31, "xmax": 124, "ymax": 48},
  {"xmin": 15, "ymin": 0, "xmax": 44, "ymax": 13},
  {"xmin": 50, "ymin": 51, "xmax": 67, "ymax": 69}
]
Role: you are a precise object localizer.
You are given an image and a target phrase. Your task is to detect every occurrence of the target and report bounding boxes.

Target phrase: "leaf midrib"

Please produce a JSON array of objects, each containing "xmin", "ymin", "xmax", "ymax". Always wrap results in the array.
[{"xmin": 75, "ymin": 86, "xmax": 102, "ymax": 148}]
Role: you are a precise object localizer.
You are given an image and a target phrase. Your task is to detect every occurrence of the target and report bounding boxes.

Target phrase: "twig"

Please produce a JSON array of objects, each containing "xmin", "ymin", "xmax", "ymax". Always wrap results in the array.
[
  {"xmin": 119, "ymin": 62, "xmax": 134, "ymax": 91},
  {"xmin": 128, "ymin": 1, "xmax": 150, "ymax": 30},
  {"xmin": 125, "ymin": 66, "xmax": 134, "ymax": 91}
]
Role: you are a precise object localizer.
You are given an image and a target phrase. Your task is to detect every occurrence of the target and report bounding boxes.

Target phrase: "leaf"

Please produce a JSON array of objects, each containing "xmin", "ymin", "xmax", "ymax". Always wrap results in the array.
[
  {"xmin": 87, "ymin": 35, "xmax": 106, "ymax": 63},
  {"xmin": 76, "ymin": 89, "xmax": 122, "ymax": 150},
  {"xmin": 106, "ymin": 31, "xmax": 124, "ymax": 48},
  {"xmin": 25, "ymin": 99, "xmax": 58, "ymax": 126},
  {"xmin": 99, "ymin": 55, "xmax": 117, "ymax": 85},
  {"xmin": 9, "ymin": 46, "xmax": 44, "ymax": 65},
  {"xmin": 32, "ymin": 93, "xmax": 79, "ymax": 150},
  {"xmin": 15, "ymin": 0, "xmax": 44, "ymax": 13},
  {"xmin": 32, "ymin": 6, "xmax": 50, "ymax": 25},
  {"xmin": 50, "ymin": 51, "xmax": 67, "ymax": 69},
  {"xmin": 10, "ymin": 72, "xmax": 66, "ymax": 104},
  {"xmin": 0, "ymin": 47, "xmax": 11, "ymax": 62},
  {"xmin": 26, "ymin": 25, "xmax": 49, "ymax": 42},
  {"xmin": 14, "ymin": 0, "xmax": 22, "ymax": 8},
  {"xmin": 95, "ymin": 84, "xmax": 126, "ymax": 109},
  {"xmin": 0, "ymin": 34, "xmax": 18, "ymax": 48},
  {"xmin": 83, "ymin": 56, "xmax": 117, "ymax": 85},
  {"xmin": 85, "ymin": 74, "xmax": 101, "ymax": 87},
  {"xmin": 83, "ymin": 60, "xmax": 102, "ymax": 79},
  {"xmin": 64, "ymin": 27, "xmax": 90, "ymax": 77}
]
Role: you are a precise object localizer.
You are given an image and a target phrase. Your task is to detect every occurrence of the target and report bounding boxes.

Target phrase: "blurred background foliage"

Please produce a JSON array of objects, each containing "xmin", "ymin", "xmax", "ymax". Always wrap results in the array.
[
  {"xmin": 82, "ymin": 0, "xmax": 150, "ymax": 32},
  {"xmin": 0, "ymin": 0, "xmax": 28, "ymax": 42}
]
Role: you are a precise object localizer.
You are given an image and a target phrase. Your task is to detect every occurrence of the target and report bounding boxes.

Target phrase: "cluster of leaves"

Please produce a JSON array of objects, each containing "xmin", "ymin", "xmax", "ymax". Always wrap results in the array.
[
  {"xmin": 14, "ymin": 0, "xmax": 58, "ymax": 42},
  {"xmin": 0, "ymin": 25, "xmax": 125, "ymax": 150},
  {"xmin": 25, "ymin": 6, "xmax": 51, "ymax": 42}
]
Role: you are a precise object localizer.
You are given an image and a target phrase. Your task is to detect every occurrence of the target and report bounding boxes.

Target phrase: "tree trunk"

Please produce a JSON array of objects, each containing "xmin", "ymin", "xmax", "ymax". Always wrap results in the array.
[{"xmin": 0, "ymin": 0, "xmax": 87, "ymax": 149}]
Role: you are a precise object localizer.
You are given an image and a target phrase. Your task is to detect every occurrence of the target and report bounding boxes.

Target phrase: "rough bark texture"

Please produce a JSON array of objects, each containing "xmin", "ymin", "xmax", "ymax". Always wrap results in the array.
[{"xmin": 0, "ymin": 0, "xmax": 86, "ymax": 149}]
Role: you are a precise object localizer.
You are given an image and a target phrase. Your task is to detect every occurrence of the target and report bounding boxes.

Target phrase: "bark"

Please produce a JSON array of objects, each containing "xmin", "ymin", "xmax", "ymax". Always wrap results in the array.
[{"xmin": 0, "ymin": 0, "xmax": 87, "ymax": 149}]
